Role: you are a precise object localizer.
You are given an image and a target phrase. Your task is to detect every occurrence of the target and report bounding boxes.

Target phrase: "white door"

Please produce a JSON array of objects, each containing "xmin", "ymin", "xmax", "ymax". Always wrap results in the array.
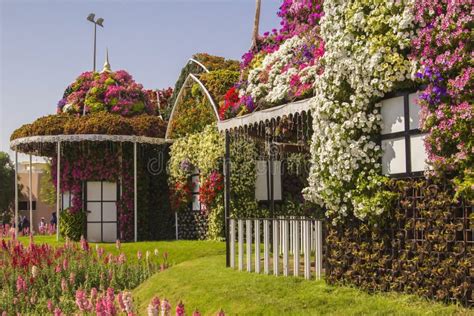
[{"xmin": 86, "ymin": 181, "xmax": 118, "ymax": 242}]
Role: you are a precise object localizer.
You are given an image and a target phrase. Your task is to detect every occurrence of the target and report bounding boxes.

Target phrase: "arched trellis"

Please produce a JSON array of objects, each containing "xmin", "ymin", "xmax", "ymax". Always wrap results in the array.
[{"xmin": 165, "ymin": 73, "xmax": 221, "ymax": 140}]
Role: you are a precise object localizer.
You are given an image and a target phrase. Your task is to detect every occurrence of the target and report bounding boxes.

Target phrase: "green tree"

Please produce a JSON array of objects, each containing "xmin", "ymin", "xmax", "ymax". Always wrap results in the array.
[
  {"xmin": 39, "ymin": 161, "xmax": 57, "ymax": 207},
  {"xmin": 0, "ymin": 152, "xmax": 15, "ymax": 223}
]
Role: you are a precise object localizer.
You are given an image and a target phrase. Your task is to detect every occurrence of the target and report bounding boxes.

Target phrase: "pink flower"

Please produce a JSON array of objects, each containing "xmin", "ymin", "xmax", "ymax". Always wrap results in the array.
[
  {"xmin": 16, "ymin": 275, "xmax": 26, "ymax": 293},
  {"xmin": 61, "ymin": 278, "xmax": 68, "ymax": 292},
  {"xmin": 47, "ymin": 299, "xmax": 54, "ymax": 312},
  {"xmin": 176, "ymin": 301, "xmax": 185, "ymax": 316},
  {"xmin": 54, "ymin": 308, "xmax": 64, "ymax": 316},
  {"xmin": 160, "ymin": 299, "xmax": 171, "ymax": 316},
  {"xmin": 137, "ymin": 251, "xmax": 142, "ymax": 260}
]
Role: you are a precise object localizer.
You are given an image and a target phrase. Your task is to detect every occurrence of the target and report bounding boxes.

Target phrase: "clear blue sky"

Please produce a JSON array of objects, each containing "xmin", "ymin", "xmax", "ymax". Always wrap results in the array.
[{"xmin": 0, "ymin": 0, "xmax": 281, "ymax": 158}]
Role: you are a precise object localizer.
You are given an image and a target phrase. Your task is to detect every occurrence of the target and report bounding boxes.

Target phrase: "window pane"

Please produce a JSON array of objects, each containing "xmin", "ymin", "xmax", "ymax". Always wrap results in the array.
[
  {"xmin": 87, "ymin": 223, "xmax": 101, "ymax": 242},
  {"xmin": 102, "ymin": 182, "xmax": 117, "ymax": 201},
  {"xmin": 192, "ymin": 195, "xmax": 200, "ymax": 211},
  {"xmin": 102, "ymin": 223, "xmax": 117, "ymax": 242},
  {"xmin": 86, "ymin": 202, "xmax": 101, "ymax": 222},
  {"xmin": 255, "ymin": 161, "xmax": 282, "ymax": 201},
  {"xmin": 410, "ymin": 134, "xmax": 428, "ymax": 172},
  {"xmin": 382, "ymin": 137, "xmax": 406, "ymax": 174},
  {"xmin": 102, "ymin": 202, "xmax": 117, "ymax": 222},
  {"xmin": 409, "ymin": 93, "xmax": 421, "ymax": 130},
  {"xmin": 87, "ymin": 182, "xmax": 102, "ymax": 201},
  {"xmin": 62, "ymin": 191, "xmax": 71, "ymax": 210},
  {"xmin": 191, "ymin": 175, "xmax": 200, "ymax": 193},
  {"xmin": 381, "ymin": 96, "xmax": 405, "ymax": 134}
]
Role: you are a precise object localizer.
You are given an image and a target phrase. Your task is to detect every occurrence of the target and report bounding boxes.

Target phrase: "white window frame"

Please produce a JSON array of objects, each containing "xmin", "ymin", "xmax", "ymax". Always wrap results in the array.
[{"xmin": 380, "ymin": 91, "xmax": 427, "ymax": 178}]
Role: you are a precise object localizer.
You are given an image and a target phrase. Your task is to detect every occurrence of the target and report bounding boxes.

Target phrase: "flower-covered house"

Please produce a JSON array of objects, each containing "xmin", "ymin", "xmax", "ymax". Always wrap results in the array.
[{"xmin": 10, "ymin": 58, "xmax": 175, "ymax": 242}]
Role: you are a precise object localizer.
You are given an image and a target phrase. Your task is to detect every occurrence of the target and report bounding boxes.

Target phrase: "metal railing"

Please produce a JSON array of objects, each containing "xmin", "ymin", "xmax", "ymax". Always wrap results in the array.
[{"xmin": 228, "ymin": 217, "xmax": 323, "ymax": 280}]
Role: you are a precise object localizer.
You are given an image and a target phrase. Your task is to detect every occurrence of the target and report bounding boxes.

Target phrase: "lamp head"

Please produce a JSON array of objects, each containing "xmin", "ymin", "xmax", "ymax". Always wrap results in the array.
[
  {"xmin": 87, "ymin": 13, "xmax": 95, "ymax": 22},
  {"xmin": 96, "ymin": 18, "xmax": 104, "ymax": 27}
]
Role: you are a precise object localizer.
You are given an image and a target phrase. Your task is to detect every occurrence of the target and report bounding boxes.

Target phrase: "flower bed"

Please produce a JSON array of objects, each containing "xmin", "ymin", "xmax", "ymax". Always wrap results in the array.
[{"xmin": 0, "ymin": 237, "xmax": 168, "ymax": 314}]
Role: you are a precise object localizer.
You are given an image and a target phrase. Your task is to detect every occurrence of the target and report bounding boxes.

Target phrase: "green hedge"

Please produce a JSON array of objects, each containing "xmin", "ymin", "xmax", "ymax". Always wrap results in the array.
[
  {"xmin": 326, "ymin": 178, "xmax": 472, "ymax": 307},
  {"xmin": 59, "ymin": 208, "xmax": 86, "ymax": 241}
]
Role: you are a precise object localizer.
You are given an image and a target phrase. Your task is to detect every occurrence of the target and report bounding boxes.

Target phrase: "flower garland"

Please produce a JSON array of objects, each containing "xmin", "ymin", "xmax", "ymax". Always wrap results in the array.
[
  {"xmin": 411, "ymin": 0, "xmax": 473, "ymax": 200},
  {"xmin": 304, "ymin": 0, "xmax": 416, "ymax": 222}
]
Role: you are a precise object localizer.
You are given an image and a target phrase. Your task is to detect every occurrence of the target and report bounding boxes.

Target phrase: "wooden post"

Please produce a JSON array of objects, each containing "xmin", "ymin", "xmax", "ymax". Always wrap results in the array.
[
  {"xmin": 273, "ymin": 219, "xmax": 279, "ymax": 275},
  {"xmin": 263, "ymin": 219, "xmax": 270, "ymax": 274},
  {"xmin": 133, "ymin": 142, "xmax": 137, "ymax": 242},
  {"xmin": 56, "ymin": 141, "xmax": 61, "ymax": 241},
  {"xmin": 294, "ymin": 218, "xmax": 300, "ymax": 277},
  {"xmin": 304, "ymin": 220, "xmax": 311, "ymax": 279},
  {"xmin": 283, "ymin": 219, "xmax": 289, "ymax": 276},
  {"xmin": 230, "ymin": 219, "xmax": 235, "ymax": 268},
  {"xmin": 254, "ymin": 219, "xmax": 260, "ymax": 273},
  {"xmin": 14, "ymin": 151, "xmax": 18, "ymax": 238},
  {"xmin": 28, "ymin": 154, "xmax": 33, "ymax": 234},
  {"xmin": 238, "ymin": 219, "xmax": 244, "ymax": 271},
  {"xmin": 224, "ymin": 131, "xmax": 231, "ymax": 267},
  {"xmin": 246, "ymin": 219, "xmax": 252, "ymax": 272},
  {"xmin": 315, "ymin": 220, "xmax": 323, "ymax": 280}
]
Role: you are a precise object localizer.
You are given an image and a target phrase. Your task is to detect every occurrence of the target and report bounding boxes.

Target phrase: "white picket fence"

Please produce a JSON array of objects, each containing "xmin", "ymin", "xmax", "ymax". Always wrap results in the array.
[{"xmin": 228, "ymin": 217, "xmax": 323, "ymax": 280}]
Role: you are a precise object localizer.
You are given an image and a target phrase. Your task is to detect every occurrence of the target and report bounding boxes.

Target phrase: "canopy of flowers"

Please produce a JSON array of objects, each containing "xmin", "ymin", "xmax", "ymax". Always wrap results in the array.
[
  {"xmin": 219, "ymin": 0, "xmax": 324, "ymax": 120},
  {"xmin": 57, "ymin": 70, "xmax": 167, "ymax": 117}
]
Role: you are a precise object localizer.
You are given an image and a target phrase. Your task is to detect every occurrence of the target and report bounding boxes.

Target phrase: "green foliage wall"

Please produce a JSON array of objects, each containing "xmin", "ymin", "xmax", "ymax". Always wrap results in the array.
[
  {"xmin": 137, "ymin": 144, "xmax": 175, "ymax": 240},
  {"xmin": 326, "ymin": 178, "xmax": 472, "ymax": 306}
]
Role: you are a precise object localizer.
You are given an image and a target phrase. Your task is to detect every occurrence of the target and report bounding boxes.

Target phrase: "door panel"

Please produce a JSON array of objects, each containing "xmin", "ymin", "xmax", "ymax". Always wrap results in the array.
[
  {"xmin": 87, "ymin": 223, "xmax": 101, "ymax": 242},
  {"xmin": 87, "ymin": 202, "xmax": 102, "ymax": 221},
  {"xmin": 102, "ymin": 223, "xmax": 117, "ymax": 243},
  {"xmin": 87, "ymin": 182, "xmax": 102, "ymax": 200},
  {"xmin": 102, "ymin": 202, "xmax": 117, "ymax": 221},
  {"xmin": 102, "ymin": 182, "xmax": 117, "ymax": 201},
  {"xmin": 86, "ymin": 181, "xmax": 118, "ymax": 243}
]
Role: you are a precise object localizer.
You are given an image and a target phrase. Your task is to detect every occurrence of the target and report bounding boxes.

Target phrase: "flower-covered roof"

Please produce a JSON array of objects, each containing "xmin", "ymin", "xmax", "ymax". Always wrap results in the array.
[
  {"xmin": 10, "ymin": 66, "xmax": 171, "ymax": 154},
  {"xmin": 57, "ymin": 70, "xmax": 161, "ymax": 117}
]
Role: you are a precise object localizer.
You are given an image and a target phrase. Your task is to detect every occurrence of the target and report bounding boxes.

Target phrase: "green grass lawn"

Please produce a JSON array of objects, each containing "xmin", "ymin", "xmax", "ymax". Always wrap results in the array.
[
  {"xmin": 132, "ymin": 254, "xmax": 469, "ymax": 315},
  {"xmin": 17, "ymin": 236, "xmax": 470, "ymax": 315},
  {"xmin": 18, "ymin": 235, "xmax": 225, "ymax": 265}
]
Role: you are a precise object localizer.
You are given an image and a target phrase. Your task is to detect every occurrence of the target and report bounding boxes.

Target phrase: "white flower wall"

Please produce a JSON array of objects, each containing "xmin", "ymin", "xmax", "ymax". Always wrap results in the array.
[{"xmin": 303, "ymin": 0, "xmax": 416, "ymax": 222}]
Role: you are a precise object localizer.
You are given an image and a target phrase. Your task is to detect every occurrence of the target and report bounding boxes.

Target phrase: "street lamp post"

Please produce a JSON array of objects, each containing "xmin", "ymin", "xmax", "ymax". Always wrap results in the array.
[{"xmin": 86, "ymin": 13, "xmax": 104, "ymax": 115}]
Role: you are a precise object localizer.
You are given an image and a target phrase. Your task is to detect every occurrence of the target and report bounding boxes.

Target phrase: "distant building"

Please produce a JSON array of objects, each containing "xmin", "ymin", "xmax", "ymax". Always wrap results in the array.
[{"xmin": 17, "ymin": 161, "xmax": 54, "ymax": 231}]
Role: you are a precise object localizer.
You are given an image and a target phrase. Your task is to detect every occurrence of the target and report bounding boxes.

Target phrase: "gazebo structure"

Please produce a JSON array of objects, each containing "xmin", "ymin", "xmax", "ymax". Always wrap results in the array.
[{"xmin": 10, "ymin": 59, "xmax": 172, "ymax": 242}]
